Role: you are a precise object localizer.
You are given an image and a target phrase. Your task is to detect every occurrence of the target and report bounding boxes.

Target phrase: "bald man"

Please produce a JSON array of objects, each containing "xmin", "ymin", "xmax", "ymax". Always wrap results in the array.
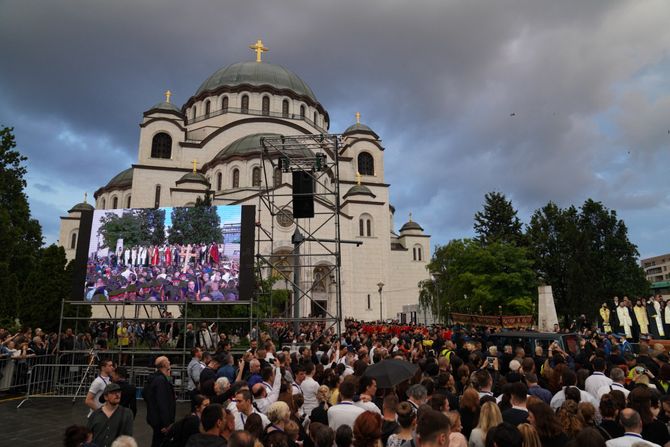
[{"xmin": 144, "ymin": 356, "xmax": 176, "ymax": 447}]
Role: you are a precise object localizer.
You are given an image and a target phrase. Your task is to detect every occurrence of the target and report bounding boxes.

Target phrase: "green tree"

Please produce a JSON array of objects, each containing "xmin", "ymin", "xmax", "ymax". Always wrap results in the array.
[
  {"xmin": 527, "ymin": 199, "xmax": 649, "ymax": 322},
  {"xmin": 474, "ymin": 192, "xmax": 524, "ymax": 246},
  {"xmin": 136, "ymin": 208, "xmax": 166, "ymax": 246},
  {"xmin": 168, "ymin": 206, "xmax": 223, "ymax": 244},
  {"xmin": 0, "ymin": 126, "xmax": 43, "ymax": 321},
  {"xmin": 419, "ymin": 239, "xmax": 537, "ymax": 319},
  {"xmin": 97, "ymin": 211, "xmax": 143, "ymax": 248}
]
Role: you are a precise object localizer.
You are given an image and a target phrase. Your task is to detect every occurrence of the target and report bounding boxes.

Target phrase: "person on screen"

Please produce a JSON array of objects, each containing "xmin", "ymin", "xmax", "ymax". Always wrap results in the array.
[{"xmin": 210, "ymin": 242, "xmax": 220, "ymax": 265}]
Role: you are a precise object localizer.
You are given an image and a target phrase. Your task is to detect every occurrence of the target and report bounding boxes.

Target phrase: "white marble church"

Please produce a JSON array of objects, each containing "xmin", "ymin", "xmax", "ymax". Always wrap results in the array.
[{"xmin": 59, "ymin": 41, "xmax": 431, "ymax": 320}]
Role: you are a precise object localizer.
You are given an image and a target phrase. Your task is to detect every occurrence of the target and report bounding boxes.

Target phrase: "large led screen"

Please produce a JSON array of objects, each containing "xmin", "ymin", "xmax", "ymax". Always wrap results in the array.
[{"xmin": 76, "ymin": 205, "xmax": 255, "ymax": 303}]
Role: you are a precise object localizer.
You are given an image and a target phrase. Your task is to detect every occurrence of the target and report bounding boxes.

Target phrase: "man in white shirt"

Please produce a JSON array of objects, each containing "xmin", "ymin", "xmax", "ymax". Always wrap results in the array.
[
  {"xmin": 328, "ymin": 379, "xmax": 365, "ymax": 430},
  {"xmin": 606, "ymin": 408, "xmax": 661, "ymax": 447},
  {"xmin": 234, "ymin": 389, "xmax": 270, "ymax": 430},
  {"xmin": 85, "ymin": 359, "xmax": 115, "ymax": 417},
  {"xmin": 356, "ymin": 376, "xmax": 381, "ymax": 414},
  {"xmin": 550, "ymin": 369, "xmax": 598, "ymax": 411},
  {"xmin": 301, "ymin": 362, "xmax": 320, "ymax": 416},
  {"xmin": 585, "ymin": 358, "xmax": 612, "ymax": 399},
  {"xmin": 186, "ymin": 347, "xmax": 206, "ymax": 394},
  {"xmin": 252, "ymin": 363, "xmax": 281, "ymax": 413},
  {"xmin": 597, "ymin": 368, "xmax": 630, "ymax": 401}
]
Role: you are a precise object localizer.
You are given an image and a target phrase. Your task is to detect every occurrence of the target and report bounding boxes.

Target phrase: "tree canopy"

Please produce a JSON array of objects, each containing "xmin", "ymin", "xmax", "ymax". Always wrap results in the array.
[
  {"xmin": 168, "ymin": 205, "xmax": 223, "ymax": 244},
  {"xmin": 473, "ymin": 191, "xmax": 523, "ymax": 246}
]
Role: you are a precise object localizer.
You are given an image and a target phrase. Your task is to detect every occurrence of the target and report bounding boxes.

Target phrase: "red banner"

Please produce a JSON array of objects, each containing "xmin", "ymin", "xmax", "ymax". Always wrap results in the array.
[{"xmin": 451, "ymin": 312, "xmax": 533, "ymax": 328}]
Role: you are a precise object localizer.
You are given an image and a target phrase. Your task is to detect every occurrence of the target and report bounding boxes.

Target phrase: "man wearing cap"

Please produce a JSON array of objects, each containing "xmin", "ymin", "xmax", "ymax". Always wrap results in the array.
[{"xmin": 87, "ymin": 382, "xmax": 134, "ymax": 447}]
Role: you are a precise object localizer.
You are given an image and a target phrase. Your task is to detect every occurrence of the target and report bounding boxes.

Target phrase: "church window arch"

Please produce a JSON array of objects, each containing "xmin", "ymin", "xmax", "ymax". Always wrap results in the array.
[
  {"xmin": 300, "ymin": 105, "xmax": 306, "ymax": 118},
  {"xmin": 359, "ymin": 213, "xmax": 373, "ymax": 237},
  {"xmin": 413, "ymin": 244, "xmax": 423, "ymax": 261},
  {"xmin": 204, "ymin": 100, "xmax": 211, "ymax": 117},
  {"xmin": 112, "ymin": 196, "xmax": 118, "ymax": 209},
  {"xmin": 358, "ymin": 152, "xmax": 374, "ymax": 176},
  {"xmin": 221, "ymin": 96, "xmax": 229, "ymax": 112},
  {"xmin": 70, "ymin": 231, "xmax": 78, "ymax": 250},
  {"xmin": 262, "ymin": 96, "xmax": 270, "ymax": 116},
  {"xmin": 100, "ymin": 198, "xmax": 106, "ymax": 209},
  {"xmin": 192, "ymin": 106, "xmax": 197, "ymax": 121},
  {"xmin": 252, "ymin": 166, "xmax": 261, "ymax": 187},
  {"xmin": 154, "ymin": 185, "xmax": 161, "ymax": 208},
  {"xmin": 150, "ymin": 132, "xmax": 172, "ymax": 159},
  {"xmin": 241, "ymin": 95, "xmax": 249, "ymax": 113},
  {"xmin": 282, "ymin": 99, "xmax": 289, "ymax": 118},
  {"xmin": 216, "ymin": 171, "xmax": 223, "ymax": 191},
  {"xmin": 273, "ymin": 167, "xmax": 282, "ymax": 187},
  {"xmin": 313, "ymin": 111, "xmax": 318, "ymax": 125},
  {"xmin": 232, "ymin": 168, "xmax": 240, "ymax": 188},
  {"xmin": 126, "ymin": 195, "xmax": 131, "ymax": 208}
]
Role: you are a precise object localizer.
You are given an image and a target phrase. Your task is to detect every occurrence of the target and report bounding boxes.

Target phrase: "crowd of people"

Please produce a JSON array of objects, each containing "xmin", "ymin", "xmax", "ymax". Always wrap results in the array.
[
  {"xmin": 58, "ymin": 317, "xmax": 670, "ymax": 447},
  {"xmin": 84, "ymin": 242, "xmax": 241, "ymax": 302}
]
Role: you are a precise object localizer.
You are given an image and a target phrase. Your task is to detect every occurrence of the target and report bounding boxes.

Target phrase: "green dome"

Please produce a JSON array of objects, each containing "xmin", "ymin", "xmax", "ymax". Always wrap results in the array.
[
  {"xmin": 400, "ymin": 220, "xmax": 424, "ymax": 232},
  {"xmin": 146, "ymin": 101, "xmax": 182, "ymax": 114},
  {"xmin": 68, "ymin": 202, "xmax": 94, "ymax": 213},
  {"xmin": 343, "ymin": 184, "xmax": 375, "ymax": 199},
  {"xmin": 344, "ymin": 123, "xmax": 373, "ymax": 134},
  {"xmin": 106, "ymin": 168, "xmax": 133, "ymax": 189},
  {"xmin": 213, "ymin": 133, "xmax": 313, "ymax": 163},
  {"xmin": 195, "ymin": 62, "xmax": 317, "ymax": 101},
  {"xmin": 177, "ymin": 171, "xmax": 209, "ymax": 186}
]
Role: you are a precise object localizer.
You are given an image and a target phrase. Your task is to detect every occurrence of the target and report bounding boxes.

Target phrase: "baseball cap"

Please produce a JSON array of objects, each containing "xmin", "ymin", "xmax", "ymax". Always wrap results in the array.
[{"xmin": 104, "ymin": 383, "xmax": 121, "ymax": 394}]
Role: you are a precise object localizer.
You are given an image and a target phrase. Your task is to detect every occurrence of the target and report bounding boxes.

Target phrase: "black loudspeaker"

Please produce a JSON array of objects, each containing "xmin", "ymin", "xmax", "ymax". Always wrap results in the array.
[{"xmin": 292, "ymin": 171, "xmax": 314, "ymax": 218}]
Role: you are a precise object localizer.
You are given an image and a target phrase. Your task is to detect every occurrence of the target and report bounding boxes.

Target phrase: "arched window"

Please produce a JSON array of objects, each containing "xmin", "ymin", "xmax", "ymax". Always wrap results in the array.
[
  {"xmin": 313, "ymin": 111, "xmax": 318, "ymax": 125},
  {"xmin": 216, "ymin": 172, "xmax": 222, "ymax": 191},
  {"xmin": 282, "ymin": 99, "xmax": 289, "ymax": 118},
  {"xmin": 359, "ymin": 213, "xmax": 373, "ymax": 237},
  {"xmin": 101, "ymin": 198, "xmax": 106, "ymax": 209},
  {"xmin": 151, "ymin": 132, "xmax": 172, "ymax": 159},
  {"xmin": 252, "ymin": 167, "xmax": 261, "ymax": 187},
  {"xmin": 413, "ymin": 244, "xmax": 423, "ymax": 261},
  {"xmin": 232, "ymin": 169, "xmax": 240, "ymax": 188},
  {"xmin": 192, "ymin": 106, "xmax": 197, "ymax": 120},
  {"xmin": 300, "ymin": 105, "xmax": 305, "ymax": 118},
  {"xmin": 126, "ymin": 195, "xmax": 131, "ymax": 208},
  {"xmin": 112, "ymin": 196, "xmax": 118, "ymax": 209},
  {"xmin": 241, "ymin": 95, "xmax": 249, "ymax": 113},
  {"xmin": 204, "ymin": 100, "xmax": 211, "ymax": 117},
  {"xmin": 222, "ymin": 96, "xmax": 228, "ymax": 112},
  {"xmin": 154, "ymin": 185, "xmax": 161, "ymax": 208},
  {"xmin": 262, "ymin": 96, "xmax": 270, "ymax": 116},
  {"xmin": 273, "ymin": 167, "xmax": 282, "ymax": 187},
  {"xmin": 70, "ymin": 232, "xmax": 77, "ymax": 249},
  {"xmin": 358, "ymin": 152, "xmax": 374, "ymax": 176}
]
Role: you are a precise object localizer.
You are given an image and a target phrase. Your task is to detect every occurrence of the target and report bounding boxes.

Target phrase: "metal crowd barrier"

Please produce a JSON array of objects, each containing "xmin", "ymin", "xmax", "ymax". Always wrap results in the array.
[
  {"xmin": 16, "ymin": 362, "xmax": 190, "ymax": 408},
  {"xmin": 0, "ymin": 354, "xmax": 58, "ymax": 393}
]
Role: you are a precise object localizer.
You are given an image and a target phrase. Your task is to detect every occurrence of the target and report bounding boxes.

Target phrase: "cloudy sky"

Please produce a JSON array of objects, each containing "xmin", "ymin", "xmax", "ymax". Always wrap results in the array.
[{"xmin": 1, "ymin": 0, "xmax": 669, "ymax": 259}]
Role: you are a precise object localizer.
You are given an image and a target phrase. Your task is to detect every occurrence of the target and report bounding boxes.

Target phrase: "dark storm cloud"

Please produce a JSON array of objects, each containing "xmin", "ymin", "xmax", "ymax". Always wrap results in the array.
[{"xmin": 2, "ymin": 0, "xmax": 670, "ymax": 257}]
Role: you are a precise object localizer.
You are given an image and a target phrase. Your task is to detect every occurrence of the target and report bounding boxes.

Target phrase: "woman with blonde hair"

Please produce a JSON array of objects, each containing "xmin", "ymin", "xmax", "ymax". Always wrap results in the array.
[
  {"xmin": 517, "ymin": 423, "xmax": 542, "ymax": 447},
  {"xmin": 309, "ymin": 385, "xmax": 331, "ymax": 425},
  {"xmin": 468, "ymin": 401, "xmax": 502, "ymax": 447}
]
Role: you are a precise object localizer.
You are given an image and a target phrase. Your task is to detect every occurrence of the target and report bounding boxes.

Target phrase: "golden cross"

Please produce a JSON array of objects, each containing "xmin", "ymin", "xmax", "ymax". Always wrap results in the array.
[
  {"xmin": 409, "ymin": 212, "xmax": 413, "ymax": 222},
  {"xmin": 355, "ymin": 112, "xmax": 361, "ymax": 124},
  {"xmin": 165, "ymin": 90, "xmax": 172, "ymax": 103},
  {"xmin": 249, "ymin": 39, "xmax": 268, "ymax": 62},
  {"xmin": 355, "ymin": 171, "xmax": 362, "ymax": 185},
  {"xmin": 84, "ymin": 192, "xmax": 88, "ymax": 203},
  {"xmin": 192, "ymin": 159, "xmax": 198, "ymax": 173}
]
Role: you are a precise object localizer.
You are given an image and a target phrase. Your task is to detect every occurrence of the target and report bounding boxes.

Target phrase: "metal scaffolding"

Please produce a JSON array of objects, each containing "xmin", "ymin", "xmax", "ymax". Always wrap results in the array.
[{"xmin": 256, "ymin": 134, "xmax": 345, "ymax": 336}]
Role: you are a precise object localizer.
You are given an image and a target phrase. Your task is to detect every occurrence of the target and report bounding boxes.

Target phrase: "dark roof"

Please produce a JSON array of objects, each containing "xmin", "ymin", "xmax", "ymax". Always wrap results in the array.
[
  {"xmin": 146, "ymin": 101, "xmax": 182, "ymax": 114},
  {"xmin": 212, "ymin": 133, "xmax": 313, "ymax": 163},
  {"xmin": 343, "ymin": 122, "xmax": 379, "ymax": 139},
  {"xmin": 106, "ymin": 168, "xmax": 133, "ymax": 189},
  {"xmin": 177, "ymin": 171, "xmax": 209, "ymax": 185},
  {"xmin": 343, "ymin": 184, "xmax": 375, "ymax": 199},
  {"xmin": 400, "ymin": 220, "xmax": 424, "ymax": 232},
  {"xmin": 68, "ymin": 202, "xmax": 94, "ymax": 213},
  {"xmin": 195, "ymin": 62, "xmax": 317, "ymax": 101}
]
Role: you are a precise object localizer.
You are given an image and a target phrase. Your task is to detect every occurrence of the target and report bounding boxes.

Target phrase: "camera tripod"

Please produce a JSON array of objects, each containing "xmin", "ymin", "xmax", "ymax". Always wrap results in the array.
[{"xmin": 72, "ymin": 347, "xmax": 99, "ymax": 404}]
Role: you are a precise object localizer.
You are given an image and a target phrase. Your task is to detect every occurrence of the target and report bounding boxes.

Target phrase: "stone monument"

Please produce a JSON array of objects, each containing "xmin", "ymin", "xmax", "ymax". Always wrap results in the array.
[{"xmin": 537, "ymin": 285, "xmax": 559, "ymax": 332}]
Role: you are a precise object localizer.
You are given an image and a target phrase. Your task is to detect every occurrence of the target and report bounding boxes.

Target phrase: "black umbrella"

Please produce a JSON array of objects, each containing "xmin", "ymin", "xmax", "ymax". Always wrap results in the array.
[{"xmin": 363, "ymin": 359, "xmax": 419, "ymax": 388}]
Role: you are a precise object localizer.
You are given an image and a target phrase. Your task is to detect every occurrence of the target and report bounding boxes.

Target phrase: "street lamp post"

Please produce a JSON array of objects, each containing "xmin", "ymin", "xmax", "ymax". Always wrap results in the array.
[{"xmin": 377, "ymin": 282, "xmax": 384, "ymax": 322}]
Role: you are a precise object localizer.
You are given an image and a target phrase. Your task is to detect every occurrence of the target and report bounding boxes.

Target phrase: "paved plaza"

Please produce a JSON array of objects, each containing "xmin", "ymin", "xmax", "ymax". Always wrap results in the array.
[{"xmin": 0, "ymin": 397, "xmax": 190, "ymax": 446}]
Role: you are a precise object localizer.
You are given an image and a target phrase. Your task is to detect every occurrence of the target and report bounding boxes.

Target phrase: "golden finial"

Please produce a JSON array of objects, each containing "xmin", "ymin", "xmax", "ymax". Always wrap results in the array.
[
  {"xmin": 355, "ymin": 172, "xmax": 362, "ymax": 185},
  {"xmin": 165, "ymin": 90, "xmax": 172, "ymax": 103},
  {"xmin": 355, "ymin": 112, "xmax": 361, "ymax": 124},
  {"xmin": 409, "ymin": 212, "xmax": 413, "ymax": 222},
  {"xmin": 84, "ymin": 192, "xmax": 88, "ymax": 203},
  {"xmin": 249, "ymin": 39, "xmax": 269, "ymax": 62},
  {"xmin": 192, "ymin": 159, "xmax": 198, "ymax": 173}
]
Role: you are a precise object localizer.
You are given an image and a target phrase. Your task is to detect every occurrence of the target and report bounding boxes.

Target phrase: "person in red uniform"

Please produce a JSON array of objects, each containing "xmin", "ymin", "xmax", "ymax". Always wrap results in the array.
[{"xmin": 209, "ymin": 242, "xmax": 220, "ymax": 265}]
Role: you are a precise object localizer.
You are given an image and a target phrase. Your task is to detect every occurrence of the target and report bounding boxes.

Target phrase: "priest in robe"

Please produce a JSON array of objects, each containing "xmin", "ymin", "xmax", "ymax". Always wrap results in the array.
[
  {"xmin": 634, "ymin": 299, "xmax": 650, "ymax": 336},
  {"xmin": 599, "ymin": 303, "xmax": 613, "ymax": 333},
  {"xmin": 652, "ymin": 295, "xmax": 666, "ymax": 339},
  {"xmin": 616, "ymin": 300, "xmax": 633, "ymax": 339},
  {"xmin": 209, "ymin": 242, "xmax": 220, "ymax": 265}
]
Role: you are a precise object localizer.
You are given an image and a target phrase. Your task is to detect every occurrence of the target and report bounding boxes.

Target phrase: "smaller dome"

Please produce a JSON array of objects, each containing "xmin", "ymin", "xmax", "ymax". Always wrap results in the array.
[
  {"xmin": 68, "ymin": 202, "xmax": 94, "ymax": 213},
  {"xmin": 146, "ymin": 101, "xmax": 182, "ymax": 114},
  {"xmin": 106, "ymin": 168, "xmax": 133, "ymax": 189},
  {"xmin": 343, "ymin": 184, "xmax": 375, "ymax": 199},
  {"xmin": 177, "ymin": 171, "xmax": 209, "ymax": 186},
  {"xmin": 400, "ymin": 220, "xmax": 424, "ymax": 232},
  {"xmin": 344, "ymin": 123, "xmax": 374, "ymax": 134},
  {"xmin": 212, "ymin": 133, "xmax": 313, "ymax": 164}
]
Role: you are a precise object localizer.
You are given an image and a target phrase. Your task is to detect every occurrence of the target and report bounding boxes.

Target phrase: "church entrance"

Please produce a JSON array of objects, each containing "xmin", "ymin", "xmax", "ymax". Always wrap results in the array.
[{"xmin": 311, "ymin": 299, "xmax": 328, "ymax": 317}]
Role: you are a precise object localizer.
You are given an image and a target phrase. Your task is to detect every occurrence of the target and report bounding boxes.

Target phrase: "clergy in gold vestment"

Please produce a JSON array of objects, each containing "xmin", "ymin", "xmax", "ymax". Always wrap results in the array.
[{"xmin": 634, "ymin": 300, "xmax": 649, "ymax": 335}]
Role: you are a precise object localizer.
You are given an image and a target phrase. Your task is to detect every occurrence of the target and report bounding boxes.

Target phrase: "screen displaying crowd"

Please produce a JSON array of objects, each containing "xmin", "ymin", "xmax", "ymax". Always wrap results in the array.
[{"xmin": 82, "ymin": 205, "xmax": 243, "ymax": 303}]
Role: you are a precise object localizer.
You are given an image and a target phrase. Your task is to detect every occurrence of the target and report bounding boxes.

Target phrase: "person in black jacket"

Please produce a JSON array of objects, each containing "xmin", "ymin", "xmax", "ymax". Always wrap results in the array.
[
  {"xmin": 112, "ymin": 366, "xmax": 137, "ymax": 418},
  {"xmin": 144, "ymin": 356, "xmax": 176, "ymax": 447},
  {"xmin": 501, "ymin": 382, "xmax": 529, "ymax": 426}
]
